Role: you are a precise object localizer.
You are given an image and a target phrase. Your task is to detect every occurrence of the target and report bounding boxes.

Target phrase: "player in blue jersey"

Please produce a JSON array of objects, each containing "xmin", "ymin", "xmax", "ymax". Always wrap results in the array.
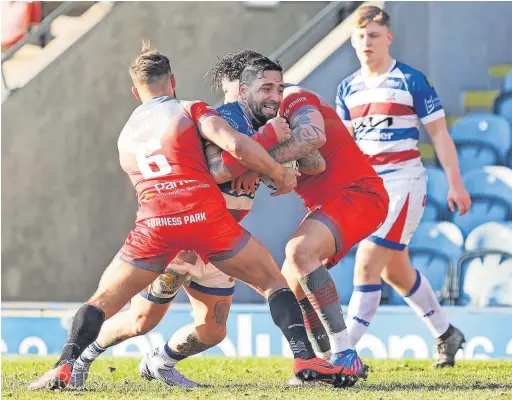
[{"xmin": 335, "ymin": 5, "xmax": 471, "ymax": 367}]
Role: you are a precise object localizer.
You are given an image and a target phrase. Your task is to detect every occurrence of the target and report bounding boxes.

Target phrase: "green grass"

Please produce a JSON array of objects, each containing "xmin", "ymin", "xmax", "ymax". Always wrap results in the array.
[{"xmin": 3, "ymin": 357, "xmax": 512, "ymax": 399}]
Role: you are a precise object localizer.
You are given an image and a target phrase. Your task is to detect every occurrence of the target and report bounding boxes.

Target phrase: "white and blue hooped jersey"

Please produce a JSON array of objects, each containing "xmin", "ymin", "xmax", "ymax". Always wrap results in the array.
[{"xmin": 336, "ymin": 60, "xmax": 445, "ymax": 180}]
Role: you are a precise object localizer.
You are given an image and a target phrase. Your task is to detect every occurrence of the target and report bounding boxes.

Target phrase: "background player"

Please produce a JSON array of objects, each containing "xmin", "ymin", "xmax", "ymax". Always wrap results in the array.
[
  {"xmin": 29, "ymin": 43, "xmax": 347, "ymax": 391},
  {"xmin": 335, "ymin": 6, "xmax": 471, "ymax": 368},
  {"xmin": 208, "ymin": 52, "xmax": 390, "ymax": 386}
]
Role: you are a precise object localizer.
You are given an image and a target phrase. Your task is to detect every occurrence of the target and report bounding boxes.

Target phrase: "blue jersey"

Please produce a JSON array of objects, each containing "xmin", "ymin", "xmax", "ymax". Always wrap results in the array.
[
  {"xmin": 336, "ymin": 60, "xmax": 445, "ymax": 180},
  {"xmin": 215, "ymin": 102, "xmax": 259, "ymax": 221}
]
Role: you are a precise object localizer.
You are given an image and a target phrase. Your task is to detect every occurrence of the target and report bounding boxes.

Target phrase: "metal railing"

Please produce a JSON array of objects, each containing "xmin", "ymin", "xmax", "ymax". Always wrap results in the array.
[{"xmin": 1, "ymin": 1, "xmax": 77, "ymax": 91}]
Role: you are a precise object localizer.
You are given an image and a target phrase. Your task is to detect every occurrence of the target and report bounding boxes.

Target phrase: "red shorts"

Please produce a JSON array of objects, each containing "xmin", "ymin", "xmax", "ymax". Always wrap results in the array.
[
  {"xmin": 305, "ymin": 183, "xmax": 389, "ymax": 269},
  {"xmin": 119, "ymin": 202, "xmax": 250, "ymax": 272}
]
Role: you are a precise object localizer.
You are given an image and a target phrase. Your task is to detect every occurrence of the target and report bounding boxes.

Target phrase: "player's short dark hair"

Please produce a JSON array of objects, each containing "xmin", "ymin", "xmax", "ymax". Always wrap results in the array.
[
  {"xmin": 354, "ymin": 5, "xmax": 391, "ymax": 29},
  {"xmin": 208, "ymin": 49, "xmax": 264, "ymax": 92},
  {"xmin": 129, "ymin": 40, "xmax": 171, "ymax": 85},
  {"xmin": 239, "ymin": 57, "xmax": 283, "ymax": 87}
]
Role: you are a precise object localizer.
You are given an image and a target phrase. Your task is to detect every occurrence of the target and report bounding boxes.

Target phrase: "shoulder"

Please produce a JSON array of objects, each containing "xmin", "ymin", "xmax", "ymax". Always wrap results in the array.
[
  {"xmin": 281, "ymin": 86, "xmax": 322, "ymax": 119},
  {"xmin": 395, "ymin": 61, "xmax": 431, "ymax": 89},
  {"xmin": 337, "ymin": 69, "xmax": 361, "ymax": 94},
  {"xmin": 216, "ymin": 102, "xmax": 248, "ymax": 132}
]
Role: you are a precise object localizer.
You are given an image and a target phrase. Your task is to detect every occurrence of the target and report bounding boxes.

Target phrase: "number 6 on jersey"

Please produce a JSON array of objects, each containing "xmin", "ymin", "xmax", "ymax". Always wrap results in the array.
[{"xmin": 136, "ymin": 140, "xmax": 172, "ymax": 179}]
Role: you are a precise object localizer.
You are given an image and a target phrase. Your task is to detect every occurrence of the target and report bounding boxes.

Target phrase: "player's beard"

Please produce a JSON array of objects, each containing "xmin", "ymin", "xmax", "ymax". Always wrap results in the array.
[{"xmin": 247, "ymin": 95, "xmax": 278, "ymax": 128}]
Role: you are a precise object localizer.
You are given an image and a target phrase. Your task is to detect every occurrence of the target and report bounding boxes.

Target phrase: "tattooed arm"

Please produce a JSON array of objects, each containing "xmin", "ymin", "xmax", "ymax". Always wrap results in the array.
[
  {"xmin": 268, "ymin": 106, "xmax": 326, "ymax": 164},
  {"xmin": 298, "ymin": 148, "xmax": 326, "ymax": 175},
  {"xmin": 205, "ymin": 143, "xmax": 233, "ymax": 183}
]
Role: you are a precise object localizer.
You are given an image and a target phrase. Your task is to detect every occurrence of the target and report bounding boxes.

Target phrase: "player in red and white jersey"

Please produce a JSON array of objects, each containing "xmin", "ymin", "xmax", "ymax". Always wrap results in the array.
[
  {"xmin": 29, "ymin": 44, "xmax": 346, "ymax": 391},
  {"xmin": 335, "ymin": 6, "xmax": 471, "ymax": 367},
  {"xmin": 208, "ymin": 52, "xmax": 390, "ymax": 385},
  {"xmin": 68, "ymin": 55, "xmax": 305, "ymax": 390}
]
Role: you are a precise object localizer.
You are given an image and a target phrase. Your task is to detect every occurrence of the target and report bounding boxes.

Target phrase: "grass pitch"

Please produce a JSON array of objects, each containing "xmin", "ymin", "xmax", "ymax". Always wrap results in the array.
[{"xmin": 3, "ymin": 357, "xmax": 512, "ymax": 399}]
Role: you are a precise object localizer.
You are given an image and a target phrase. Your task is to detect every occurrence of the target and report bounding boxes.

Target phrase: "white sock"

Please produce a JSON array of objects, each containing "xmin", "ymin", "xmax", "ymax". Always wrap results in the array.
[
  {"xmin": 403, "ymin": 271, "xmax": 450, "ymax": 338},
  {"xmin": 158, "ymin": 342, "xmax": 185, "ymax": 368},
  {"xmin": 330, "ymin": 329, "xmax": 352, "ymax": 353},
  {"xmin": 347, "ymin": 285, "xmax": 382, "ymax": 348},
  {"xmin": 76, "ymin": 341, "xmax": 105, "ymax": 365}
]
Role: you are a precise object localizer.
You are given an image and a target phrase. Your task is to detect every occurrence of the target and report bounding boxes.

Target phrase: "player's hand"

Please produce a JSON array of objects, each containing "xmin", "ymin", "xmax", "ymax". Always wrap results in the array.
[
  {"xmin": 267, "ymin": 117, "xmax": 292, "ymax": 143},
  {"xmin": 270, "ymin": 166, "xmax": 301, "ymax": 197},
  {"xmin": 447, "ymin": 182, "xmax": 471, "ymax": 216},
  {"xmin": 231, "ymin": 170, "xmax": 261, "ymax": 195}
]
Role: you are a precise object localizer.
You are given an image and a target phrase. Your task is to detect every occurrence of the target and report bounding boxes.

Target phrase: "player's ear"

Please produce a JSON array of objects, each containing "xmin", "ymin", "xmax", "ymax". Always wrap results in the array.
[
  {"xmin": 387, "ymin": 30, "xmax": 393, "ymax": 46},
  {"xmin": 239, "ymin": 83, "xmax": 249, "ymax": 100},
  {"xmin": 132, "ymin": 86, "xmax": 141, "ymax": 101}
]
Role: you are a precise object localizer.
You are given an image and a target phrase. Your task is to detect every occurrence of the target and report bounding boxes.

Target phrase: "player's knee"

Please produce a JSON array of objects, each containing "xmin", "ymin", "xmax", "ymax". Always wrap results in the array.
[
  {"xmin": 285, "ymin": 239, "xmax": 317, "ymax": 272},
  {"xmin": 354, "ymin": 260, "xmax": 382, "ymax": 283}
]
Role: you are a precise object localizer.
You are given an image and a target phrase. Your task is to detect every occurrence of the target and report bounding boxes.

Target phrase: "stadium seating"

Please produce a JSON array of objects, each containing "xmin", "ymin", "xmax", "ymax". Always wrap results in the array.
[
  {"xmin": 455, "ymin": 250, "xmax": 512, "ymax": 306},
  {"xmin": 494, "ymin": 92, "xmax": 512, "ymax": 127},
  {"xmin": 504, "ymin": 71, "xmax": 512, "ymax": 91},
  {"xmin": 388, "ymin": 222, "xmax": 464, "ymax": 305},
  {"xmin": 452, "ymin": 166, "xmax": 512, "ymax": 237},
  {"xmin": 465, "ymin": 222, "xmax": 512, "ymax": 253},
  {"xmin": 449, "ymin": 114, "xmax": 512, "ymax": 173},
  {"xmin": 424, "ymin": 167, "xmax": 449, "ymax": 221}
]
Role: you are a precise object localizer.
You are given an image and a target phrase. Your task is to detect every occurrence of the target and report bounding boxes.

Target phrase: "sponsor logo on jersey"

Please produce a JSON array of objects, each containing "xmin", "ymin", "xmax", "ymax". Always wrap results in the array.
[{"xmin": 425, "ymin": 95, "xmax": 436, "ymax": 114}]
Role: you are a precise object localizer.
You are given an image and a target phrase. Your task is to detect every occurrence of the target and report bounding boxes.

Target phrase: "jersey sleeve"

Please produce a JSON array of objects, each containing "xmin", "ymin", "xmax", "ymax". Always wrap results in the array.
[
  {"xmin": 335, "ymin": 81, "xmax": 352, "ymax": 128},
  {"xmin": 411, "ymin": 73, "xmax": 445, "ymax": 125},
  {"xmin": 187, "ymin": 101, "xmax": 220, "ymax": 125},
  {"xmin": 281, "ymin": 91, "xmax": 322, "ymax": 124}
]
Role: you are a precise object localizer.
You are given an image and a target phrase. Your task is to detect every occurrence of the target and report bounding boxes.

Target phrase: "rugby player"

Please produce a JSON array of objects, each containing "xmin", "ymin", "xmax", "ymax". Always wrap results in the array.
[
  {"xmin": 335, "ymin": 6, "xmax": 470, "ymax": 367},
  {"xmin": 70, "ymin": 53, "xmax": 321, "ymax": 390},
  {"xmin": 208, "ymin": 52, "xmax": 390, "ymax": 386},
  {"xmin": 28, "ymin": 43, "xmax": 347, "ymax": 391}
]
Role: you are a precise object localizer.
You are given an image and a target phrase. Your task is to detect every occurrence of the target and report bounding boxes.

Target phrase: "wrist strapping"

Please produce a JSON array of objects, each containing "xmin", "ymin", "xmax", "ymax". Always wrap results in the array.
[{"xmin": 253, "ymin": 123, "xmax": 279, "ymax": 149}]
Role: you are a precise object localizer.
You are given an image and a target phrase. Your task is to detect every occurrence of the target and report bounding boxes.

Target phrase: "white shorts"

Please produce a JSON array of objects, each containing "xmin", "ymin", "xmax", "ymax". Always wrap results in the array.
[
  {"xmin": 367, "ymin": 175, "xmax": 427, "ymax": 251},
  {"xmin": 139, "ymin": 252, "xmax": 234, "ymax": 304}
]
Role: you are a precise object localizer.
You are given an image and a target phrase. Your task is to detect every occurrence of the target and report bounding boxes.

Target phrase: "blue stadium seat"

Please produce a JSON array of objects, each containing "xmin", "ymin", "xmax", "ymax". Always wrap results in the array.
[
  {"xmin": 465, "ymin": 222, "xmax": 512, "ymax": 253},
  {"xmin": 453, "ymin": 166, "xmax": 512, "ymax": 237},
  {"xmin": 453, "ymin": 203, "xmax": 509, "ymax": 238},
  {"xmin": 504, "ymin": 72, "xmax": 512, "ymax": 91},
  {"xmin": 495, "ymin": 93, "xmax": 512, "ymax": 127},
  {"xmin": 388, "ymin": 222, "xmax": 463, "ymax": 305},
  {"xmin": 456, "ymin": 250, "xmax": 512, "ymax": 306},
  {"xmin": 424, "ymin": 167, "xmax": 449, "ymax": 221},
  {"xmin": 450, "ymin": 114, "xmax": 511, "ymax": 173}
]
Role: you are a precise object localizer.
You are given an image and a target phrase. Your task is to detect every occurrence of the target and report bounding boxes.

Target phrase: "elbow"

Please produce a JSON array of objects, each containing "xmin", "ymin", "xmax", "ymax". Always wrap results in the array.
[
  {"xmin": 309, "ymin": 160, "xmax": 326, "ymax": 175},
  {"xmin": 315, "ymin": 134, "xmax": 327, "ymax": 149},
  {"xmin": 209, "ymin": 169, "xmax": 229, "ymax": 184}
]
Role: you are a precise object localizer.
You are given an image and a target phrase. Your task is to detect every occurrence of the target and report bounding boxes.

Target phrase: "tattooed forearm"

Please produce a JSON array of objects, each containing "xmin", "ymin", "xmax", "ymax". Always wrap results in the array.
[
  {"xmin": 212, "ymin": 300, "xmax": 230, "ymax": 327},
  {"xmin": 170, "ymin": 324, "xmax": 211, "ymax": 357},
  {"xmin": 268, "ymin": 125, "xmax": 324, "ymax": 163},
  {"xmin": 298, "ymin": 148, "xmax": 326, "ymax": 175},
  {"xmin": 205, "ymin": 144, "xmax": 232, "ymax": 182}
]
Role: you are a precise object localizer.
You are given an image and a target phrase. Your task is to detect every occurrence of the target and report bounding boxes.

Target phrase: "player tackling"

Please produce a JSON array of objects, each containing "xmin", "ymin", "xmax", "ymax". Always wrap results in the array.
[{"xmin": 28, "ymin": 43, "xmax": 349, "ymax": 391}]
